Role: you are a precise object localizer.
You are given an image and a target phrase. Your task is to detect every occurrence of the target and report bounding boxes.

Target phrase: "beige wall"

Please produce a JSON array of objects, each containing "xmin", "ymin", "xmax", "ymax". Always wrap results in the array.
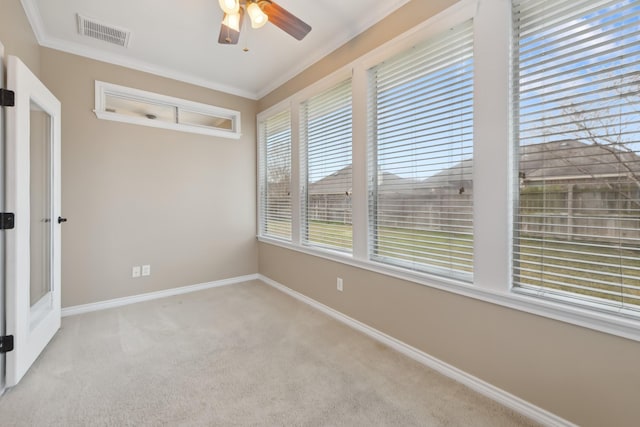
[
  {"xmin": 256, "ymin": 1, "xmax": 640, "ymax": 426},
  {"xmin": 259, "ymin": 243, "xmax": 640, "ymax": 427},
  {"xmin": 4, "ymin": 0, "xmax": 639, "ymax": 425},
  {"xmin": 0, "ymin": 0, "xmax": 40, "ymax": 76},
  {"xmin": 258, "ymin": 0, "xmax": 458, "ymax": 111},
  {"xmin": 40, "ymin": 48, "xmax": 258, "ymax": 307}
]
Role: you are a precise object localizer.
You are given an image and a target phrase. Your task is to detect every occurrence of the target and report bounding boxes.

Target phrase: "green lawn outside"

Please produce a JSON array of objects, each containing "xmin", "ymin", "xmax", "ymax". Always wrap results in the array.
[
  {"xmin": 515, "ymin": 237, "xmax": 640, "ymax": 306},
  {"xmin": 264, "ymin": 220, "xmax": 640, "ymax": 308}
]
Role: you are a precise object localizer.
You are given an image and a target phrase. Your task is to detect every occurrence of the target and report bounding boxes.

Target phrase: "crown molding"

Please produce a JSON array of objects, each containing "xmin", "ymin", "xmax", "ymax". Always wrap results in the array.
[
  {"xmin": 40, "ymin": 35, "xmax": 259, "ymax": 99},
  {"xmin": 20, "ymin": 0, "xmax": 411, "ymax": 101},
  {"xmin": 20, "ymin": 0, "xmax": 46, "ymax": 43}
]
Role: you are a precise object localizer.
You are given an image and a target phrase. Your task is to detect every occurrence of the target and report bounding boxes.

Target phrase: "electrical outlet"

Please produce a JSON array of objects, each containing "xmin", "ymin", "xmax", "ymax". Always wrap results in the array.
[
  {"xmin": 142, "ymin": 264, "xmax": 151, "ymax": 276},
  {"xmin": 132, "ymin": 266, "xmax": 141, "ymax": 278},
  {"xmin": 337, "ymin": 277, "xmax": 343, "ymax": 292}
]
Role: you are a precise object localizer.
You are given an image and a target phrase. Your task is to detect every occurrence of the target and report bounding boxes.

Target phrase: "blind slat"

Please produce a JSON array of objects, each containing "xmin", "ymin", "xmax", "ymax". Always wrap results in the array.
[
  {"xmin": 260, "ymin": 109, "xmax": 292, "ymax": 241},
  {"xmin": 302, "ymin": 79, "xmax": 353, "ymax": 253},
  {"xmin": 513, "ymin": 0, "xmax": 640, "ymax": 312},
  {"xmin": 369, "ymin": 20, "xmax": 474, "ymax": 279}
]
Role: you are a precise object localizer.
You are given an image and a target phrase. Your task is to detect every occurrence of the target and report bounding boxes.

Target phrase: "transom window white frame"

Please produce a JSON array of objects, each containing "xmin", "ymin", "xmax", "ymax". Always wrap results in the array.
[
  {"xmin": 256, "ymin": 0, "xmax": 640, "ymax": 342},
  {"xmin": 94, "ymin": 81, "xmax": 241, "ymax": 139}
]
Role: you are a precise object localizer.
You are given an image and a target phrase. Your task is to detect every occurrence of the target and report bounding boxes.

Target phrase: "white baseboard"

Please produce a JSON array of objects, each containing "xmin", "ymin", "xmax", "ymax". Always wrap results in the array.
[
  {"xmin": 61, "ymin": 274, "xmax": 260, "ymax": 317},
  {"xmin": 258, "ymin": 274, "xmax": 574, "ymax": 427},
  {"xmin": 60, "ymin": 272, "xmax": 572, "ymax": 425}
]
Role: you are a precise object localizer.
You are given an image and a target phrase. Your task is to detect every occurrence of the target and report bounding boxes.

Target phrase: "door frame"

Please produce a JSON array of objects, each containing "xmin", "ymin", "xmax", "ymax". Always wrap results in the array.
[
  {"xmin": 0, "ymin": 40, "xmax": 6, "ymax": 395},
  {"xmin": 4, "ymin": 54, "xmax": 61, "ymax": 387}
]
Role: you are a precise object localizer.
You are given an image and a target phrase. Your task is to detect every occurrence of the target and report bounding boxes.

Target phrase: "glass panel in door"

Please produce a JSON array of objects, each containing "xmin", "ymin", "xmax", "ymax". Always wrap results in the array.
[{"xmin": 29, "ymin": 101, "xmax": 52, "ymax": 310}]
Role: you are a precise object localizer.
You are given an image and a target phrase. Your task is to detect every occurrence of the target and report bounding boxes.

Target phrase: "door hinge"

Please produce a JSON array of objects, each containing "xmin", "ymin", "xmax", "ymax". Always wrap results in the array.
[
  {"xmin": 0, "ymin": 212, "xmax": 15, "ymax": 230},
  {"xmin": 0, "ymin": 335, "xmax": 14, "ymax": 353},
  {"xmin": 0, "ymin": 88, "xmax": 15, "ymax": 107}
]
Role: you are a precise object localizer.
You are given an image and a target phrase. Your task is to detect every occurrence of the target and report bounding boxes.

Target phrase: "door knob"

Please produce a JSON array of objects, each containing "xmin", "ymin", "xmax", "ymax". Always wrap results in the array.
[{"xmin": 57, "ymin": 216, "xmax": 67, "ymax": 224}]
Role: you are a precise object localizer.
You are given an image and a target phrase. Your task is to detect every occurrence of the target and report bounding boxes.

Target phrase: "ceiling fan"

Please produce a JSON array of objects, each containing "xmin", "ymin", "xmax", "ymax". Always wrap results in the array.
[{"xmin": 218, "ymin": 0, "xmax": 312, "ymax": 45}]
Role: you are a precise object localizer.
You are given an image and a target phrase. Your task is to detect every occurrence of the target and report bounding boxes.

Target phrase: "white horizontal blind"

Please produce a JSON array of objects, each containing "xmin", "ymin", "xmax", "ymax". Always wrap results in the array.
[
  {"xmin": 300, "ymin": 79, "xmax": 353, "ymax": 252},
  {"xmin": 513, "ymin": 0, "xmax": 640, "ymax": 313},
  {"xmin": 260, "ymin": 109, "xmax": 292, "ymax": 240},
  {"xmin": 368, "ymin": 20, "xmax": 474, "ymax": 280}
]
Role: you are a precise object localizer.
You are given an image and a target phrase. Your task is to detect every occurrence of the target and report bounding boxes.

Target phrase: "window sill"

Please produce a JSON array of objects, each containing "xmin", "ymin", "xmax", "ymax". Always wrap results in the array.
[{"xmin": 257, "ymin": 236, "xmax": 640, "ymax": 342}]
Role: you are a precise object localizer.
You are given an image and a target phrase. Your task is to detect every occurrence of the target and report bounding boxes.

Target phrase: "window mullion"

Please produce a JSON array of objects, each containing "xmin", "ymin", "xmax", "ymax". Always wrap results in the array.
[
  {"xmin": 472, "ymin": 0, "xmax": 512, "ymax": 293},
  {"xmin": 352, "ymin": 65, "xmax": 369, "ymax": 261},
  {"xmin": 291, "ymin": 101, "xmax": 302, "ymax": 245}
]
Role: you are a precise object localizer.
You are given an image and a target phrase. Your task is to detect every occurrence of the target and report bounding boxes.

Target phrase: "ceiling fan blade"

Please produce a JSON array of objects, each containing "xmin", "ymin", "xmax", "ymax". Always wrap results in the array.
[
  {"xmin": 262, "ymin": 1, "xmax": 311, "ymax": 41},
  {"xmin": 218, "ymin": 9, "xmax": 244, "ymax": 45}
]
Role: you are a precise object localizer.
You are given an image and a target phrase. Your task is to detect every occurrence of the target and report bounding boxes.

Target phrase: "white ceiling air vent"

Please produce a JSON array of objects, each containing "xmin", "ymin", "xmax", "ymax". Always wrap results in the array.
[{"xmin": 76, "ymin": 14, "xmax": 131, "ymax": 47}]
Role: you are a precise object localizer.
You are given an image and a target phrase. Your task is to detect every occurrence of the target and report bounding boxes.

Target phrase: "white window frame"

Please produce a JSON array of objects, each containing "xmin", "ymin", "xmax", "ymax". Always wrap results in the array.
[
  {"xmin": 299, "ymin": 77, "xmax": 354, "ymax": 254},
  {"xmin": 510, "ymin": 0, "xmax": 640, "ymax": 316},
  {"xmin": 256, "ymin": 0, "xmax": 640, "ymax": 342},
  {"xmin": 366, "ymin": 19, "xmax": 475, "ymax": 282},
  {"xmin": 94, "ymin": 81, "xmax": 241, "ymax": 139},
  {"xmin": 257, "ymin": 103, "xmax": 294, "ymax": 242}
]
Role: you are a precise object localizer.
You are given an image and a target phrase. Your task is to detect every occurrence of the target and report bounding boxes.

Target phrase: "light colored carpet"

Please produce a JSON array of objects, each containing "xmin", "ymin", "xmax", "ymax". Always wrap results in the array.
[{"xmin": 0, "ymin": 280, "xmax": 538, "ymax": 426}]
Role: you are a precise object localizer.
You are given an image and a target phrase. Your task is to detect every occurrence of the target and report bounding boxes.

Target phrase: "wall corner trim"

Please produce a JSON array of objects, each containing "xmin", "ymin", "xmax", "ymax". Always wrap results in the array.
[
  {"xmin": 258, "ymin": 273, "xmax": 576, "ymax": 427},
  {"xmin": 61, "ymin": 274, "xmax": 259, "ymax": 317}
]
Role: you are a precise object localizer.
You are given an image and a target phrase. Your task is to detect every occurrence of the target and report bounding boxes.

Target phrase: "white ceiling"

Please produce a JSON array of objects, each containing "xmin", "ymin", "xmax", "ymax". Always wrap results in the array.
[{"xmin": 21, "ymin": 0, "xmax": 410, "ymax": 99}]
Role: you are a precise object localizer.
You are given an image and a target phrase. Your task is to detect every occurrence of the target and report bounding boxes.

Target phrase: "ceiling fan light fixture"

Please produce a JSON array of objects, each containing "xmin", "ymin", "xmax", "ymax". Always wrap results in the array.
[
  {"xmin": 217, "ymin": 0, "xmax": 311, "ymax": 46},
  {"xmin": 222, "ymin": 12, "xmax": 241, "ymax": 32},
  {"xmin": 218, "ymin": 0, "xmax": 240, "ymax": 15},
  {"xmin": 247, "ymin": 2, "xmax": 268, "ymax": 29}
]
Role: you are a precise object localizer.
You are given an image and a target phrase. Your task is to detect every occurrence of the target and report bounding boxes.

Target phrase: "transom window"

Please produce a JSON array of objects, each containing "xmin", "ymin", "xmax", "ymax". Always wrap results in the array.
[{"xmin": 94, "ymin": 81, "xmax": 241, "ymax": 138}]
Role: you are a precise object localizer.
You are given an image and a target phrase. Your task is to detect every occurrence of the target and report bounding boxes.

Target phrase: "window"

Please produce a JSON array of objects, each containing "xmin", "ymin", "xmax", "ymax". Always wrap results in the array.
[
  {"xmin": 94, "ymin": 81, "xmax": 241, "ymax": 138},
  {"xmin": 256, "ymin": 0, "xmax": 640, "ymax": 339},
  {"xmin": 513, "ymin": 0, "xmax": 640, "ymax": 313},
  {"xmin": 259, "ymin": 109, "xmax": 292, "ymax": 241},
  {"xmin": 300, "ymin": 79, "xmax": 353, "ymax": 252},
  {"xmin": 368, "ymin": 21, "xmax": 474, "ymax": 280}
]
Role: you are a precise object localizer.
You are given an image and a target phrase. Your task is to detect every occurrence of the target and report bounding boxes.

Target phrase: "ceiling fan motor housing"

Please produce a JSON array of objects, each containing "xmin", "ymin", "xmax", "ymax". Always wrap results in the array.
[{"xmin": 218, "ymin": 0, "xmax": 311, "ymax": 45}]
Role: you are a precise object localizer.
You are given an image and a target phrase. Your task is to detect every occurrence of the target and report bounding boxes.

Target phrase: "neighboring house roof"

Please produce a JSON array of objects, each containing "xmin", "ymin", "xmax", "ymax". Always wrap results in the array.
[
  {"xmin": 424, "ymin": 139, "xmax": 640, "ymax": 188},
  {"xmin": 307, "ymin": 164, "xmax": 419, "ymax": 195},
  {"xmin": 307, "ymin": 140, "xmax": 640, "ymax": 195},
  {"xmin": 519, "ymin": 140, "xmax": 640, "ymax": 181},
  {"xmin": 308, "ymin": 164, "xmax": 353, "ymax": 195},
  {"xmin": 421, "ymin": 158, "xmax": 472, "ymax": 189}
]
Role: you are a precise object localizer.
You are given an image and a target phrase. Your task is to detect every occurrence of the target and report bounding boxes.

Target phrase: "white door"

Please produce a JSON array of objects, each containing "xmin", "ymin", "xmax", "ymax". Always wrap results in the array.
[{"xmin": 5, "ymin": 55, "xmax": 62, "ymax": 387}]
